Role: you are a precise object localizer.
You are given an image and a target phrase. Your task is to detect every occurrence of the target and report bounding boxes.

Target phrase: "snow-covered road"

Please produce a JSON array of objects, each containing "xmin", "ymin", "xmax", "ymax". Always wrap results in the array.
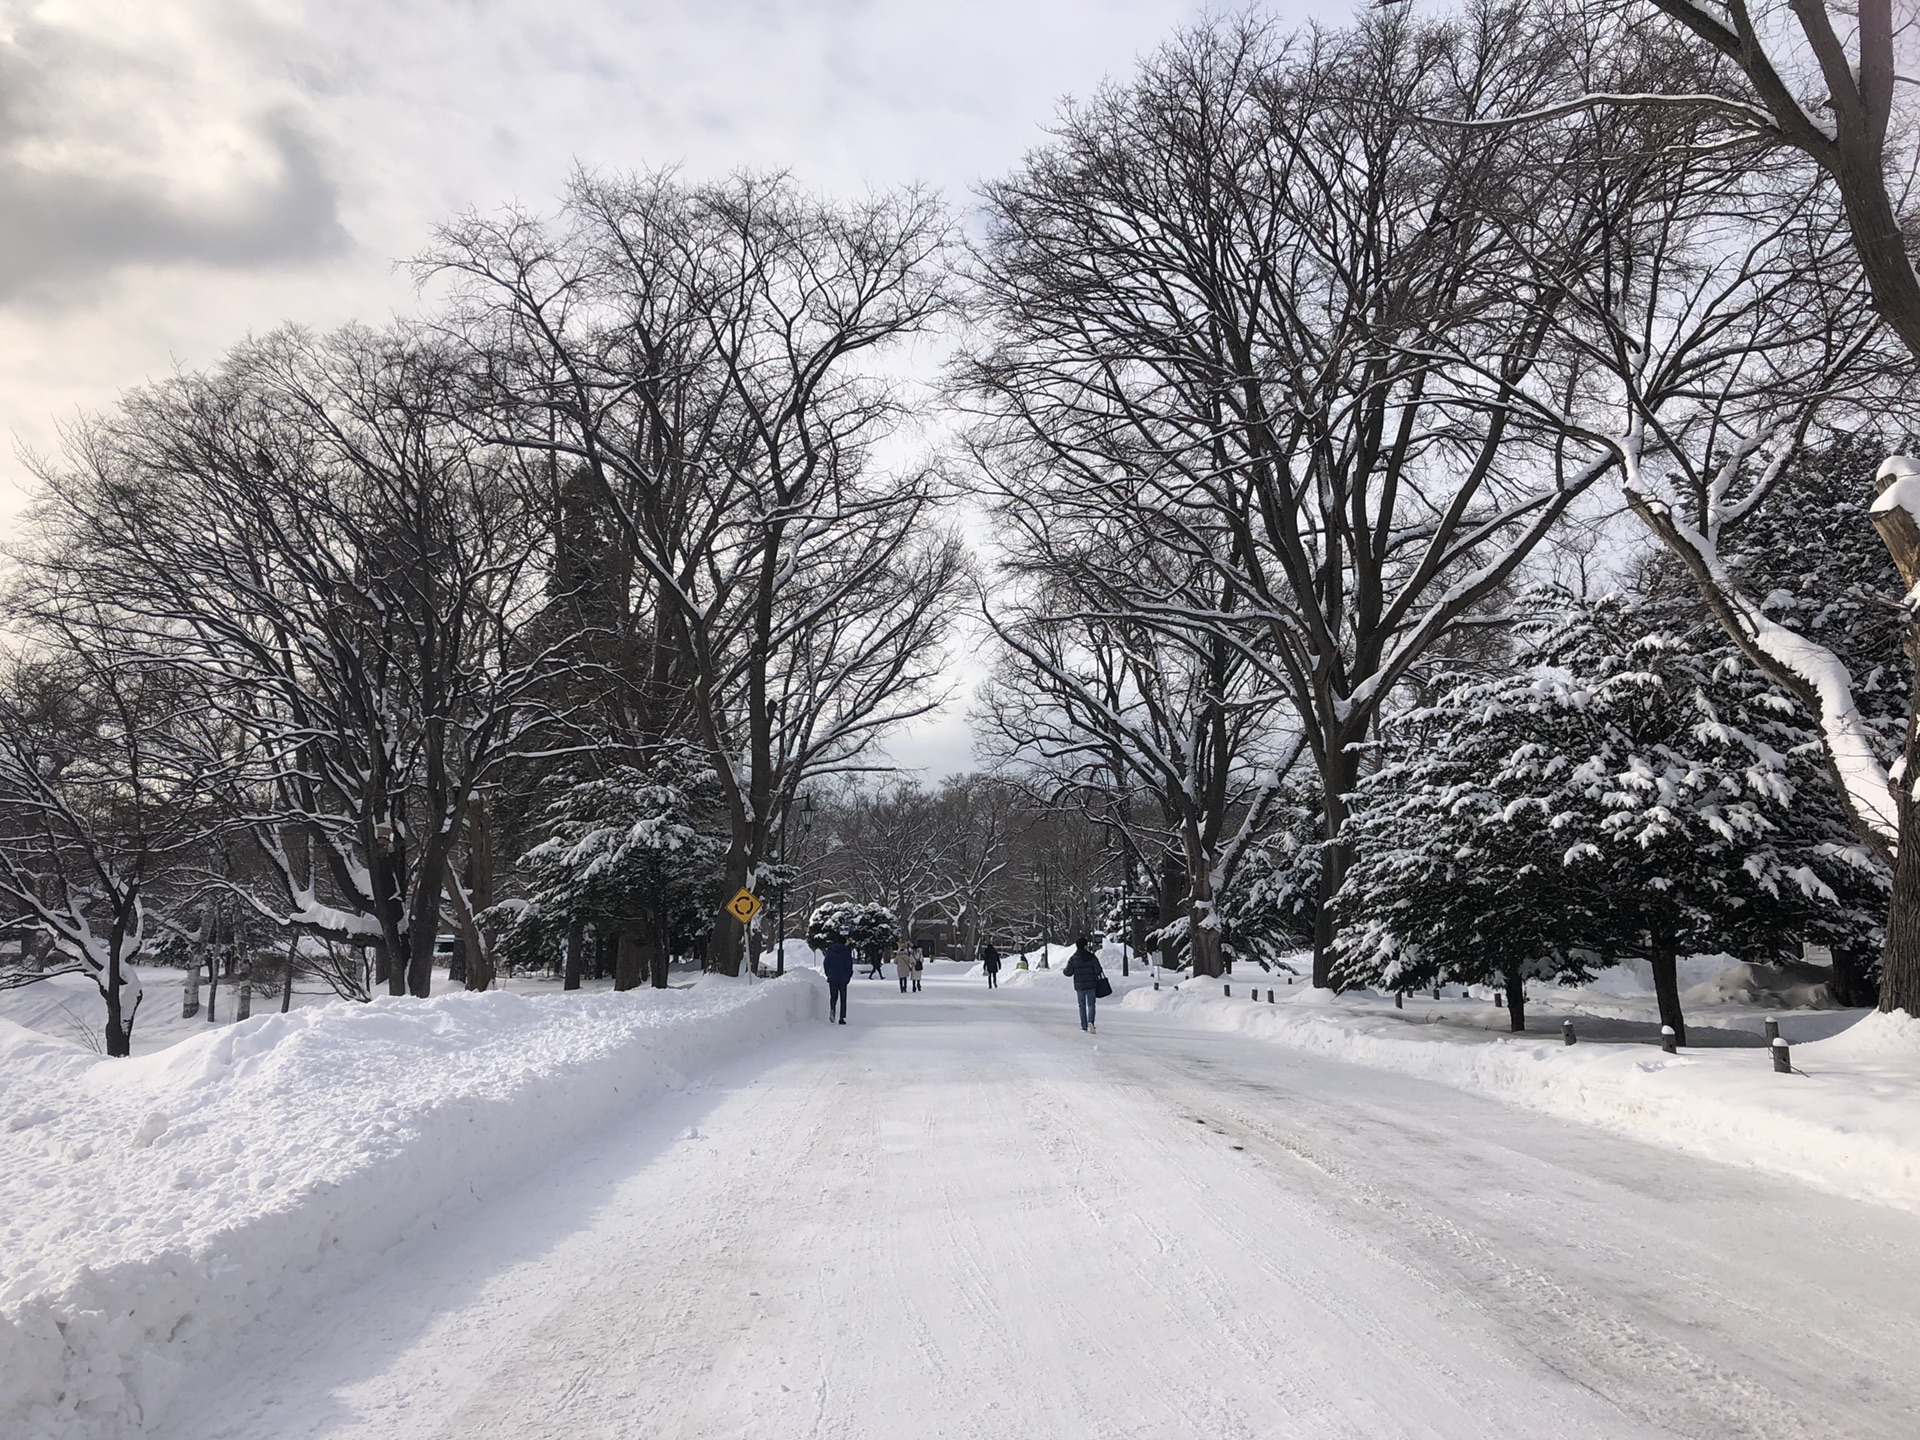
[{"xmin": 159, "ymin": 974, "xmax": 1920, "ymax": 1440}]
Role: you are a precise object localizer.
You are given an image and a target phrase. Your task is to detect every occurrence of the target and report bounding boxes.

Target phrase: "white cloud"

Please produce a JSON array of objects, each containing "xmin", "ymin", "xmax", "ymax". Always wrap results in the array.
[{"xmin": 0, "ymin": 0, "xmax": 1300, "ymax": 767}]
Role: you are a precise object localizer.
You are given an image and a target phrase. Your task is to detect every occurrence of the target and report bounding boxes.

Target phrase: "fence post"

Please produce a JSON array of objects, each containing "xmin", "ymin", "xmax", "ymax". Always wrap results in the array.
[
  {"xmin": 1660, "ymin": 1025, "xmax": 1677, "ymax": 1054},
  {"xmin": 1562, "ymin": 1019, "xmax": 1576, "ymax": 1045},
  {"xmin": 1223, "ymin": 983, "xmax": 1230, "ymax": 997},
  {"xmin": 1764, "ymin": 1017, "xmax": 1780, "ymax": 1046},
  {"xmin": 1772, "ymin": 1037, "xmax": 1792, "ymax": 1073}
]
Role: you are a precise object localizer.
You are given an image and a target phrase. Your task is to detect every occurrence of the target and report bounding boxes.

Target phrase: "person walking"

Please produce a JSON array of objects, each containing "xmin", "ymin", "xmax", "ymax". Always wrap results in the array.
[
  {"xmin": 895, "ymin": 945, "xmax": 912, "ymax": 993},
  {"xmin": 980, "ymin": 940, "xmax": 1001, "ymax": 990},
  {"xmin": 822, "ymin": 932, "xmax": 854, "ymax": 1024},
  {"xmin": 1062, "ymin": 935, "xmax": 1106, "ymax": 1032}
]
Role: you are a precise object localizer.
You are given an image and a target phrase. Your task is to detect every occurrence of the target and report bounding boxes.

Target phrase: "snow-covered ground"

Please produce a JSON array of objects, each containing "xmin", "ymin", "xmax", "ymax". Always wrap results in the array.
[
  {"xmin": 8, "ymin": 955, "xmax": 1920, "ymax": 1438},
  {"xmin": 0, "ymin": 973, "xmax": 819, "ymax": 1440},
  {"xmin": 0, "ymin": 965, "xmax": 713, "ymax": 1059},
  {"xmin": 1116, "ymin": 954, "xmax": 1920, "ymax": 1216},
  {"xmin": 100, "ymin": 971, "xmax": 1920, "ymax": 1438}
]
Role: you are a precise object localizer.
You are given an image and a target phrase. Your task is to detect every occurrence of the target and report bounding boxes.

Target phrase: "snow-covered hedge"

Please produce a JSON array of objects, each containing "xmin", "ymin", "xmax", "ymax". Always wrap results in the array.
[
  {"xmin": 0, "ymin": 975, "xmax": 821, "ymax": 1440},
  {"xmin": 1125, "ymin": 979, "xmax": 1920, "ymax": 1213}
]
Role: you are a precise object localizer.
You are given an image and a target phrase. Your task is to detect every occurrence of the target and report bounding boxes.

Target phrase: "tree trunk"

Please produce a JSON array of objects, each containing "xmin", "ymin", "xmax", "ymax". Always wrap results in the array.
[
  {"xmin": 709, "ymin": 848, "xmax": 750, "ymax": 978},
  {"xmin": 103, "ymin": 955, "xmax": 131, "ymax": 1058},
  {"xmin": 593, "ymin": 929, "xmax": 614, "ymax": 981},
  {"xmin": 1880, "ymin": 786, "xmax": 1920, "ymax": 1015},
  {"xmin": 375, "ymin": 837, "xmax": 409, "ymax": 998},
  {"xmin": 615, "ymin": 932, "xmax": 645, "ymax": 992},
  {"xmin": 448, "ymin": 937, "xmax": 468, "ymax": 985},
  {"xmin": 206, "ymin": 950, "xmax": 220, "ymax": 1023},
  {"xmin": 1830, "ymin": 945, "xmax": 1877, "ymax": 1008},
  {"xmin": 648, "ymin": 920, "xmax": 670, "ymax": 990},
  {"xmin": 1188, "ymin": 893, "xmax": 1224, "ymax": 977},
  {"xmin": 1312, "ymin": 746, "xmax": 1362, "ymax": 989},
  {"xmin": 1650, "ymin": 946, "xmax": 1686, "ymax": 1047},
  {"xmin": 462, "ymin": 797, "xmax": 497, "ymax": 993},
  {"xmin": 1502, "ymin": 963, "xmax": 1526, "ymax": 1033},
  {"xmin": 1158, "ymin": 851, "xmax": 1182, "ymax": 969},
  {"xmin": 1184, "ymin": 816, "xmax": 1224, "ymax": 977},
  {"xmin": 563, "ymin": 920, "xmax": 584, "ymax": 991},
  {"xmin": 281, "ymin": 958, "xmax": 295, "ymax": 1013}
]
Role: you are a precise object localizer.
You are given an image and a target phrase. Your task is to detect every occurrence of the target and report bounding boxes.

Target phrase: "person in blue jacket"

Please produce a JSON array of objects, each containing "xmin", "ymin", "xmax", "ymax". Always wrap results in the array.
[
  {"xmin": 822, "ymin": 931, "xmax": 854, "ymax": 1024},
  {"xmin": 1061, "ymin": 936, "xmax": 1105, "ymax": 1032}
]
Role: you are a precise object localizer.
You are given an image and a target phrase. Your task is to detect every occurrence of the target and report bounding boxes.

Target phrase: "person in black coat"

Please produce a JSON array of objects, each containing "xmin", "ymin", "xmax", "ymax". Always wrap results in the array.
[
  {"xmin": 822, "ymin": 933, "xmax": 854, "ymax": 1024},
  {"xmin": 979, "ymin": 940, "xmax": 1002, "ymax": 990},
  {"xmin": 1061, "ymin": 935, "xmax": 1106, "ymax": 1032}
]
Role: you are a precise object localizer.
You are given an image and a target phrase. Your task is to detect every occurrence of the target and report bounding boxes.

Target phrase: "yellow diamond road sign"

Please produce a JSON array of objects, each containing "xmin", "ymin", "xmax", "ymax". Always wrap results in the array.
[{"xmin": 724, "ymin": 888, "xmax": 762, "ymax": 924}]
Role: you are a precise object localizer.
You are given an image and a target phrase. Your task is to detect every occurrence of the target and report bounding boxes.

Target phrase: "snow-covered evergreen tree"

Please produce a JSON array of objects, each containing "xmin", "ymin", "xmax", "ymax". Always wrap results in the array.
[
  {"xmin": 1337, "ymin": 584, "xmax": 1885, "ymax": 1037},
  {"xmin": 495, "ymin": 748, "xmax": 726, "ymax": 988},
  {"xmin": 1721, "ymin": 435, "xmax": 1910, "ymax": 1004}
]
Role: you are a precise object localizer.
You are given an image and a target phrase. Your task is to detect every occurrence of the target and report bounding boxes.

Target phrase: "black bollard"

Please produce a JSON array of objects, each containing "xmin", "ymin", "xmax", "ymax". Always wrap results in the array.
[
  {"xmin": 1267, "ymin": 989, "xmax": 1274, "ymax": 1003},
  {"xmin": 1660, "ymin": 1025, "xmax": 1677, "ymax": 1054},
  {"xmin": 1395, "ymin": 992, "xmax": 1404, "ymax": 1009},
  {"xmin": 1764, "ymin": 1017, "xmax": 1780, "ymax": 1046},
  {"xmin": 1563, "ymin": 1019, "xmax": 1576, "ymax": 1046},
  {"xmin": 1772, "ymin": 1037, "xmax": 1792, "ymax": 1073},
  {"xmin": 1224, "ymin": 984, "xmax": 1230, "ymax": 997}
]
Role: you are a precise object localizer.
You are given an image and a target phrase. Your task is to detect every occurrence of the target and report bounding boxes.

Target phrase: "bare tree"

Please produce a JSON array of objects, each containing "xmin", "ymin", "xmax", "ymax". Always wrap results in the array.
[
  {"xmin": 964, "ymin": 11, "xmax": 1630, "ymax": 984},
  {"xmin": 27, "ymin": 325, "xmax": 568, "ymax": 997},
  {"xmin": 834, "ymin": 782, "xmax": 959, "ymax": 947},
  {"xmin": 979, "ymin": 566, "xmax": 1297, "ymax": 977},
  {"xmin": 427, "ymin": 171, "xmax": 965, "ymax": 975},
  {"xmin": 0, "ymin": 629, "xmax": 214, "ymax": 1055},
  {"xmin": 925, "ymin": 774, "xmax": 1021, "ymax": 963}
]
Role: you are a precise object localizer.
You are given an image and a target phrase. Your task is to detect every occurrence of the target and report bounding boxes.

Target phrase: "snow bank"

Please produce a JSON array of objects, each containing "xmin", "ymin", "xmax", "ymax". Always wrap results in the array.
[
  {"xmin": 1124, "ymin": 979, "xmax": 1920, "ymax": 1214},
  {"xmin": 0, "ymin": 975, "xmax": 821, "ymax": 1440}
]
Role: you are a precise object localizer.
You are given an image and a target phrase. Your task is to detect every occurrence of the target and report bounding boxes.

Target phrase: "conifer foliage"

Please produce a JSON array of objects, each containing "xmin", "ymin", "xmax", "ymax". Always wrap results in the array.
[
  {"xmin": 495, "ymin": 749, "xmax": 727, "ymax": 989},
  {"xmin": 1337, "ymin": 585, "xmax": 1885, "ymax": 1036}
]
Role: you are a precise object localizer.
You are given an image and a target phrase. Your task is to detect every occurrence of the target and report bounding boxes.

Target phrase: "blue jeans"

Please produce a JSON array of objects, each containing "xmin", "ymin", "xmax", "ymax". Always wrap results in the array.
[{"xmin": 1076, "ymin": 989, "xmax": 1097, "ymax": 1029}]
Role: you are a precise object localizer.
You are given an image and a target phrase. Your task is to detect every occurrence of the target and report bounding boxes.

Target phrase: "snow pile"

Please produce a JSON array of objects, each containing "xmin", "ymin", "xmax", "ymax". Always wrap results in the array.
[
  {"xmin": 1124, "ymin": 978, "xmax": 1920, "ymax": 1213},
  {"xmin": 1682, "ymin": 959, "xmax": 1838, "ymax": 1010},
  {"xmin": 0, "ymin": 975, "xmax": 821, "ymax": 1440}
]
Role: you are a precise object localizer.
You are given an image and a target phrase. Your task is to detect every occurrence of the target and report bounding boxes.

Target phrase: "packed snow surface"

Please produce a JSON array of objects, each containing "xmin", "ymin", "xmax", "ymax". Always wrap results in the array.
[
  {"xmin": 9, "ymin": 960, "xmax": 1920, "ymax": 1437},
  {"xmin": 1126, "ymin": 971, "xmax": 1920, "ymax": 1215},
  {"xmin": 0, "ymin": 976, "xmax": 819, "ymax": 1440},
  {"xmin": 10, "ymin": 969, "xmax": 1905, "ymax": 1438}
]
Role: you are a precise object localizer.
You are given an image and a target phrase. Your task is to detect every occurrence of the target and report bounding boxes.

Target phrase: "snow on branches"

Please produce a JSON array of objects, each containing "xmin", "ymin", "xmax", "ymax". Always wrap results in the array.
[{"xmin": 1337, "ymin": 585, "xmax": 1885, "ymax": 1037}]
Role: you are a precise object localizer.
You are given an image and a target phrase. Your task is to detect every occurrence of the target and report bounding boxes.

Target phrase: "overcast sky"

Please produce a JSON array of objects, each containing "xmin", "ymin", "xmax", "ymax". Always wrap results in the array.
[{"xmin": 0, "ymin": 0, "xmax": 1326, "ymax": 774}]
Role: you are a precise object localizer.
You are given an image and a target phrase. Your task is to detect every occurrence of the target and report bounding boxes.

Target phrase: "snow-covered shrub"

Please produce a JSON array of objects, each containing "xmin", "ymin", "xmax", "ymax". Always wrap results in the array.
[{"xmin": 805, "ymin": 901, "xmax": 898, "ymax": 964}]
